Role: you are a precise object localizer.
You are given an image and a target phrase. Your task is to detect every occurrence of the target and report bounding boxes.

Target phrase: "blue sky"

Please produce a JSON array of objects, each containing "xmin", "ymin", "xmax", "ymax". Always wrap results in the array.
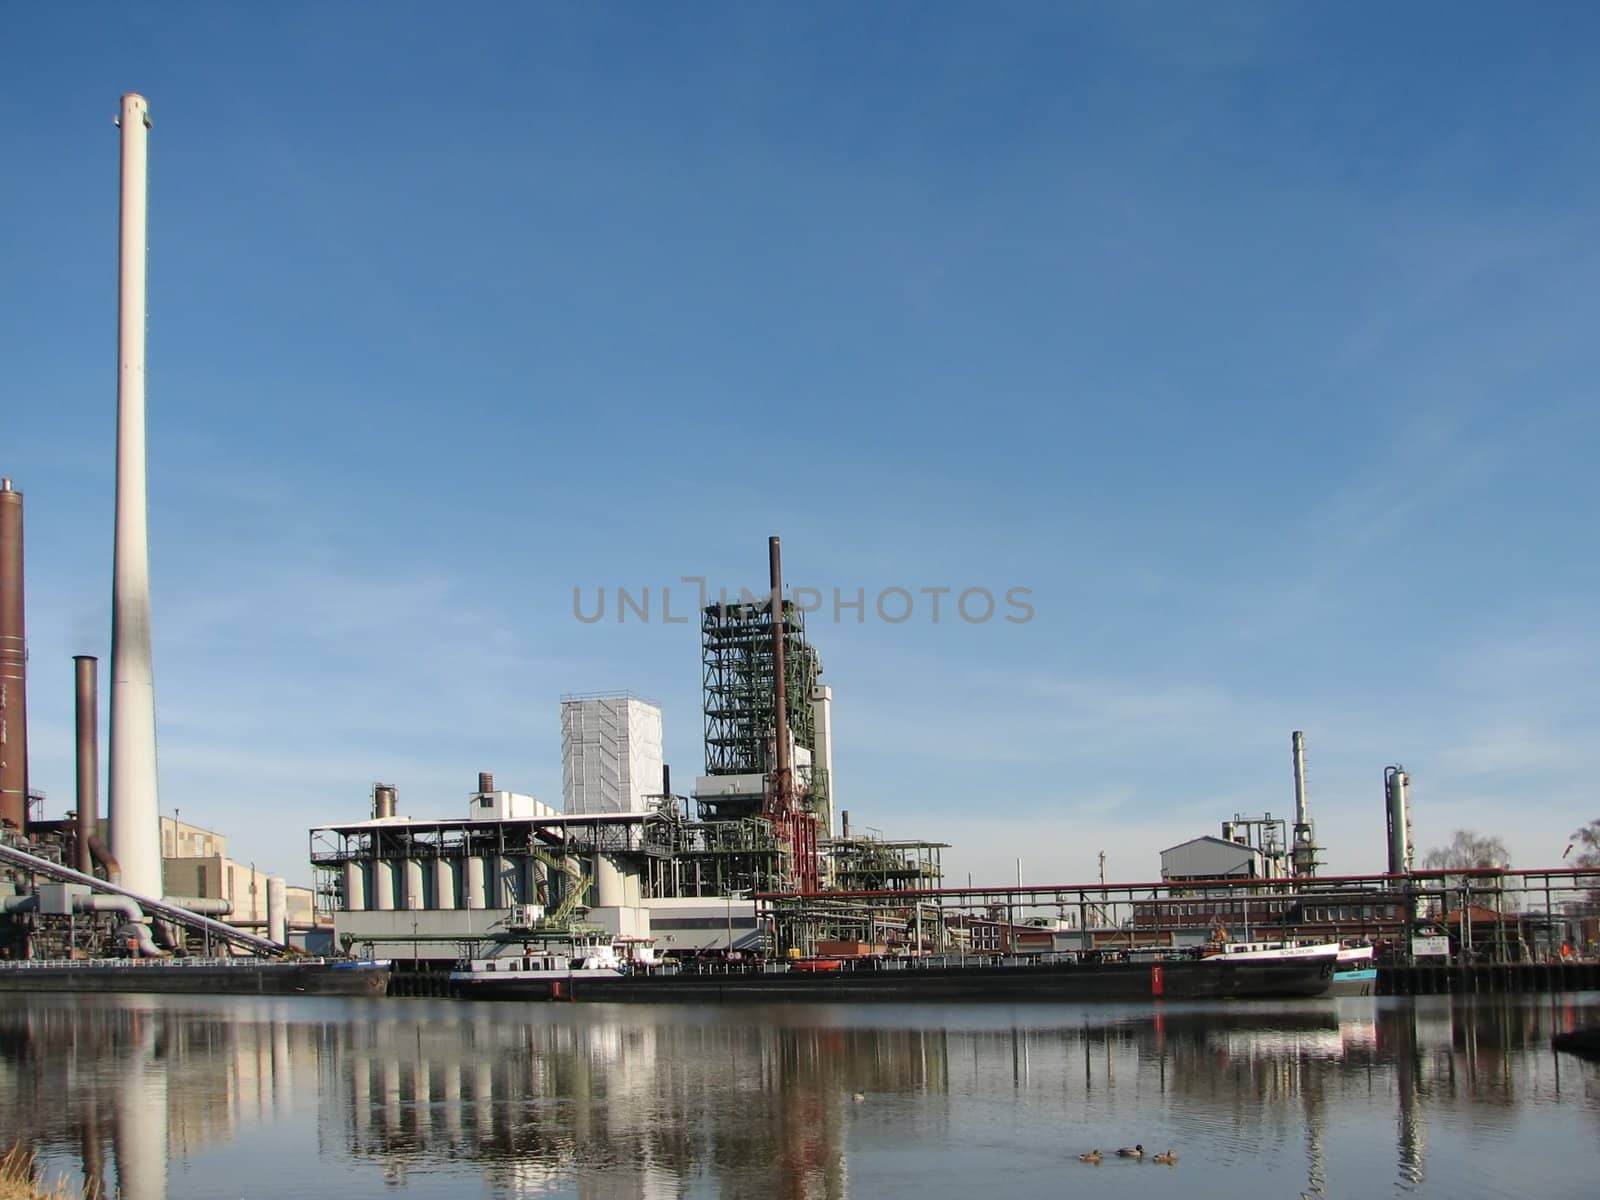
[{"xmin": 4, "ymin": 4, "xmax": 1598, "ymax": 887}]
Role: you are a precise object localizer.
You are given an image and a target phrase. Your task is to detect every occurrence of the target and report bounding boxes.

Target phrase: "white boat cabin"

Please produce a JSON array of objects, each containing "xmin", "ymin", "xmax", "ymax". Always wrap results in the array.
[
  {"xmin": 1201, "ymin": 939, "xmax": 1341, "ymax": 962},
  {"xmin": 451, "ymin": 933, "xmax": 656, "ymax": 980}
]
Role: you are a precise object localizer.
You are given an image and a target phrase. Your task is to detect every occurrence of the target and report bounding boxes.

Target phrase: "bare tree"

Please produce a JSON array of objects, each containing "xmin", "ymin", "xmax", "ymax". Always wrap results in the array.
[
  {"xmin": 1422, "ymin": 829, "xmax": 1517, "ymax": 916},
  {"xmin": 1567, "ymin": 819, "xmax": 1600, "ymax": 909},
  {"xmin": 1421, "ymin": 830, "xmax": 1510, "ymax": 871},
  {"xmin": 1568, "ymin": 819, "xmax": 1600, "ymax": 868}
]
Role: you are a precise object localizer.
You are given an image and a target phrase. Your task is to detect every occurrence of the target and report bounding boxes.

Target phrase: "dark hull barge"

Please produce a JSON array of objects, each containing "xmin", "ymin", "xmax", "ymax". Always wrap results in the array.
[
  {"xmin": 0, "ymin": 957, "xmax": 391, "ymax": 996},
  {"xmin": 453, "ymin": 955, "xmax": 1334, "ymax": 1003}
]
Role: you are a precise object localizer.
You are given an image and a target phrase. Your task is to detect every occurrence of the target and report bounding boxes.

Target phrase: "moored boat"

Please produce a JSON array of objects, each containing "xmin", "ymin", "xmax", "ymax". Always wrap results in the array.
[
  {"xmin": 1330, "ymin": 940, "xmax": 1378, "ymax": 996},
  {"xmin": 448, "ymin": 934, "xmax": 627, "ymax": 1000},
  {"xmin": 0, "ymin": 956, "xmax": 391, "ymax": 996},
  {"xmin": 1199, "ymin": 938, "xmax": 1342, "ymax": 963},
  {"xmin": 449, "ymin": 940, "xmax": 1334, "ymax": 1003}
]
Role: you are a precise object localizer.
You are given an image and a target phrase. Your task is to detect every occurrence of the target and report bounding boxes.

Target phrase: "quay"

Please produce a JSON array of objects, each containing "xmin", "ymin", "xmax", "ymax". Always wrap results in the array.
[{"xmin": 1379, "ymin": 959, "xmax": 1600, "ymax": 996}]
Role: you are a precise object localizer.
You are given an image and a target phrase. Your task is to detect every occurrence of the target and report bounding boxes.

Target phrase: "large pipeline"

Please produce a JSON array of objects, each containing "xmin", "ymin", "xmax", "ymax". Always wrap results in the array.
[
  {"xmin": 166, "ymin": 896, "xmax": 231, "ymax": 916},
  {"xmin": 0, "ymin": 478, "xmax": 27, "ymax": 834},
  {"xmin": 0, "ymin": 890, "xmax": 164, "ymax": 956},
  {"xmin": 0, "ymin": 838, "xmax": 285, "ymax": 956},
  {"xmin": 77, "ymin": 894, "xmax": 166, "ymax": 957},
  {"xmin": 88, "ymin": 834, "xmax": 121, "ymax": 884}
]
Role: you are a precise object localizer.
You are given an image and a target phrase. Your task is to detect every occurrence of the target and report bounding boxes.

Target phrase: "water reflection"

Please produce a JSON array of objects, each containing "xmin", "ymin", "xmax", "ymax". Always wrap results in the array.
[
  {"xmin": 1, "ymin": 995, "xmax": 1597, "ymax": 1200},
  {"xmin": 329, "ymin": 1014, "xmax": 948, "ymax": 1199}
]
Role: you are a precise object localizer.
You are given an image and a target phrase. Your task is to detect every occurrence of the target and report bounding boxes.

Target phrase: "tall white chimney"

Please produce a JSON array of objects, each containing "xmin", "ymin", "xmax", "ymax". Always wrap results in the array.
[{"xmin": 108, "ymin": 93, "xmax": 163, "ymax": 899}]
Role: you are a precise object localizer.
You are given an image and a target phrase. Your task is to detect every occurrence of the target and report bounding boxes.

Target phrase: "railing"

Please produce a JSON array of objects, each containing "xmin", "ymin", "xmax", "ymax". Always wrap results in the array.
[
  {"xmin": 639, "ymin": 949, "xmax": 1204, "ymax": 978},
  {"xmin": 0, "ymin": 956, "xmax": 370, "ymax": 971}
]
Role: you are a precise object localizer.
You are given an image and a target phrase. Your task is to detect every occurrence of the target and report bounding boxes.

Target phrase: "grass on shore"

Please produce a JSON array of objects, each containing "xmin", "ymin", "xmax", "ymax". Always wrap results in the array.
[{"xmin": 0, "ymin": 1146, "xmax": 91, "ymax": 1200}]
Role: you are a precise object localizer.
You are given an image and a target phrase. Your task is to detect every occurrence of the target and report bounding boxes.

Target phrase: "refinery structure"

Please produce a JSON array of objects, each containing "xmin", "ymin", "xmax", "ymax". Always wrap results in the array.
[
  {"xmin": 5, "ymin": 91, "xmax": 1600, "ymax": 986},
  {"xmin": 308, "ymin": 536, "xmax": 946, "ymax": 967}
]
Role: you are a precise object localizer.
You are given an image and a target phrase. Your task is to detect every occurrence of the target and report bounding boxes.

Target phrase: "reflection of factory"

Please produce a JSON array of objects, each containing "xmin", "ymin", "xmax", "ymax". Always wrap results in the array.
[
  {"xmin": 4, "ymin": 987, "xmax": 1587, "ymax": 1199},
  {"xmin": 0, "ymin": 998, "xmax": 318, "ymax": 1200},
  {"xmin": 313, "ymin": 545, "xmax": 944, "ymax": 964},
  {"xmin": 325, "ymin": 1013, "xmax": 951, "ymax": 1200}
]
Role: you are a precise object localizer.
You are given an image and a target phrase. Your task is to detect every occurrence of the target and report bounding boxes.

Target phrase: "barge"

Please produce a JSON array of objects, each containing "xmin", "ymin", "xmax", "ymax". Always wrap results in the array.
[
  {"xmin": 449, "ymin": 939, "xmax": 1334, "ymax": 1003},
  {"xmin": 0, "ymin": 956, "xmax": 391, "ymax": 996}
]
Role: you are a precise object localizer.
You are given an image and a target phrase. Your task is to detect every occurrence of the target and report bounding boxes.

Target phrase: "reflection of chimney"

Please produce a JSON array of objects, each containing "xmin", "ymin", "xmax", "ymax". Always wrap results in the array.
[
  {"xmin": 113, "ymin": 1018, "xmax": 169, "ymax": 1200},
  {"xmin": 0, "ymin": 477, "xmax": 26, "ymax": 833},
  {"xmin": 108, "ymin": 93, "xmax": 163, "ymax": 898}
]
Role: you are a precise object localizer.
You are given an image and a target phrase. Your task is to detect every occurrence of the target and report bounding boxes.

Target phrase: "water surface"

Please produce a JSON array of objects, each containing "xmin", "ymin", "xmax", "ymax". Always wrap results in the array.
[{"xmin": 2, "ymin": 993, "xmax": 1598, "ymax": 1199}]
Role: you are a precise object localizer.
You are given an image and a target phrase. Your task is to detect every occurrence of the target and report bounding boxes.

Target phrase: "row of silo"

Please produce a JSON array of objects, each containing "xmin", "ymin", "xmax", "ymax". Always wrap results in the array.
[
  {"xmin": 341, "ymin": 852, "xmax": 637, "ymax": 913},
  {"xmin": 338, "ymin": 855, "xmax": 551, "ymax": 912}
]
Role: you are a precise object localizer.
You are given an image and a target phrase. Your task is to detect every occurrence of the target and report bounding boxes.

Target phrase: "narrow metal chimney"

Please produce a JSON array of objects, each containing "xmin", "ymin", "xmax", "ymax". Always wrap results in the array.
[
  {"xmin": 0, "ymin": 478, "xmax": 26, "ymax": 834},
  {"xmin": 769, "ymin": 536, "xmax": 790, "ymax": 787},
  {"xmin": 108, "ymin": 93, "xmax": 164, "ymax": 897},
  {"xmin": 1291, "ymin": 731, "xmax": 1309, "ymax": 826},
  {"xmin": 1289, "ymin": 731, "xmax": 1318, "ymax": 877},
  {"xmin": 75, "ymin": 656, "xmax": 100, "ymax": 873}
]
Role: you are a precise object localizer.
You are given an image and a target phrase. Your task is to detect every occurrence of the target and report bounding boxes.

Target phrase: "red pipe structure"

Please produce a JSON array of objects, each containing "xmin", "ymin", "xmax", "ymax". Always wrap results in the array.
[{"xmin": 762, "ymin": 536, "xmax": 818, "ymax": 893}]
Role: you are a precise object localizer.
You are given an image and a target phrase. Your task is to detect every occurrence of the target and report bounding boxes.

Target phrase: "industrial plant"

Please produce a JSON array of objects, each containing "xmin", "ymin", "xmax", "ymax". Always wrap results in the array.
[
  {"xmin": 3, "ymin": 90, "xmax": 1600, "ymax": 1003},
  {"xmin": 0, "ymin": 95, "xmax": 383, "ymax": 994},
  {"xmin": 310, "ymin": 534, "xmax": 945, "ymax": 974}
]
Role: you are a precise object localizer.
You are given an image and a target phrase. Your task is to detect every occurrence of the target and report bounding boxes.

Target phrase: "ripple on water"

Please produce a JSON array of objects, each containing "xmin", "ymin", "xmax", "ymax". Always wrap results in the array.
[{"xmin": 1, "ymin": 993, "xmax": 1598, "ymax": 1199}]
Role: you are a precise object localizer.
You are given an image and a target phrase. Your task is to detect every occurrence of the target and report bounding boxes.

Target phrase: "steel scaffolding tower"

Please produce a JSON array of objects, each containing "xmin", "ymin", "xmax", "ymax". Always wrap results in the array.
[{"xmin": 701, "ymin": 599, "xmax": 819, "ymax": 776}]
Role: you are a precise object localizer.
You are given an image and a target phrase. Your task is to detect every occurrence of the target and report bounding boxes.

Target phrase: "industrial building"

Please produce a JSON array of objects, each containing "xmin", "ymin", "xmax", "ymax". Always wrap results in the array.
[
  {"xmin": 159, "ymin": 816, "xmax": 317, "ymax": 938},
  {"xmin": 695, "ymin": 594, "xmax": 833, "ymax": 842},
  {"xmin": 312, "ymin": 538, "xmax": 943, "ymax": 965},
  {"xmin": 560, "ymin": 692, "xmax": 663, "ymax": 815},
  {"xmin": 1159, "ymin": 834, "xmax": 1276, "ymax": 885}
]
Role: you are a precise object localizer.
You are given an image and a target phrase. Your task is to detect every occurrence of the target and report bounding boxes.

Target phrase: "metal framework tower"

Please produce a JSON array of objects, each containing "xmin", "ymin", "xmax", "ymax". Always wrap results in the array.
[
  {"xmin": 701, "ymin": 600, "xmax": 818, "ymax": 776},
  {"xmin": 696, "ymin": 538, "xmax": 823, "ymax": 892}
]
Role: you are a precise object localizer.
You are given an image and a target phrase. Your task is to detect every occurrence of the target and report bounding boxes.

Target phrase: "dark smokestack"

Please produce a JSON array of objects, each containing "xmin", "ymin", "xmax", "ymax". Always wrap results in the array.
[
  {"xmin": 662, "ymin": 763, "xmax": 671, "ymax": 799},
  {"xmin": 372, "ymin": 782, "xmax": 396, "ymax": 820},
  {"xmin": 0, "ymin": 477, "xmax": 26, "ymax": 833},
  {"xmin": 768, "ymin": 536, "xmax": 790, "ymax": 786},
  {"xmin": 75, "ymin": 656, "xmax": 99, "ymax": 873},
  {"xmin": 477, "ymin": 771, "xmax": 494, "ymax": 794}
]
